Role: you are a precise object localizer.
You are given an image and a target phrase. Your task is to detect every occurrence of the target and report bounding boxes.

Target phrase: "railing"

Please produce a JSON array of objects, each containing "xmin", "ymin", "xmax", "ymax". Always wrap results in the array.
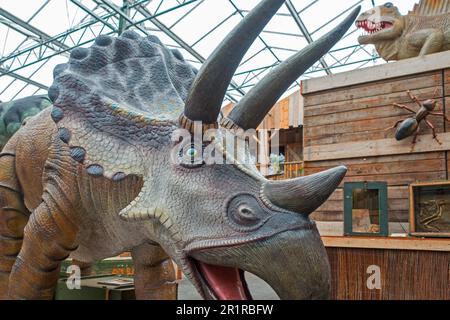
[{"xmin": 257, "ymin": 161, "xmax": 304, "ymax": 180}]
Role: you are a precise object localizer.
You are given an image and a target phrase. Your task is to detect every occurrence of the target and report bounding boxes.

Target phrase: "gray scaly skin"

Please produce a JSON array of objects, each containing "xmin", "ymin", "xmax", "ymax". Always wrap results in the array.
[
  {"xmin": 357, "ymin": 2, "xmax": 450, "ymax": 61},
  {"xmin": 0, "ymin": 0, "xmax": 359, "ymax": 300},
  {"xmin": 0, "ymin": 95, "xmax": 51, "ymax": 148}
]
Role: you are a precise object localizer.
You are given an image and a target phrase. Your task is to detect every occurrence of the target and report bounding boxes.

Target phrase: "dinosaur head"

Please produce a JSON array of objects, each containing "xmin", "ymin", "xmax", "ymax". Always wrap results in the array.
[
  {"xmin": 356, "ymin": 2, "xmax": 403, "ymax": 45},
  {"xmin": 139, "ymin": 1, "xmax": 358, "ymax": 300},
  {"xmin": 49, "ymin": 0, "xmax": 358, "ymax": 301}
]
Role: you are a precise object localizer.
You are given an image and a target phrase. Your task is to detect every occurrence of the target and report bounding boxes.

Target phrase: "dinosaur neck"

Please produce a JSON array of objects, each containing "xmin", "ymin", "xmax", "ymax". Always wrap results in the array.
[{"xmin": 375, "ymin": 40, "xmax": 400, "ymax": 61}]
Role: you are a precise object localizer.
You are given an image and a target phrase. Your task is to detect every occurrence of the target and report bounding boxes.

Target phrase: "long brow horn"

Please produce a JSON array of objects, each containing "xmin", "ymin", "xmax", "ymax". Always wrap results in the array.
[
  {"xmin": 181, "ymin": 0, "xmax": 286, "ymax": 129},
  {"xmin": 222, "ymin": 6, "xmax": 361, "ymax": 130}
]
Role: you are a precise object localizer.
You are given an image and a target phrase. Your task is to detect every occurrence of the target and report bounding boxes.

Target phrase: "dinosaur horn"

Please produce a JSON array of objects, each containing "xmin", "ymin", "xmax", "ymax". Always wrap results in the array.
[
  {"xmin": 182, "ymin": 0, "xmax": 286, "ymax": 127},
  {"xmin": 223, "ymin": 6, "xmax": 361, "ymax": 130},
  {"xmin": 262, "ymin": 166, "xmax": 347, "ymax": 216}
]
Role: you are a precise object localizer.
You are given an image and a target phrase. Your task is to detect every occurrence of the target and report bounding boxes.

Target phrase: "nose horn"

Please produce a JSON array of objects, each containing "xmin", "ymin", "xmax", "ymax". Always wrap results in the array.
[{"xmin": 262, "ymin": 166, "xmax": 347, "ymax": 216}]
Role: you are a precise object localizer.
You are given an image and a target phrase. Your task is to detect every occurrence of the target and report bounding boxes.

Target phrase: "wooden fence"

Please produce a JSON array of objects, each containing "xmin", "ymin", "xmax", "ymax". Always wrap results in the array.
[{"xmin": 259, "ymin": 161, "xmax": 304, "ymax": 180}]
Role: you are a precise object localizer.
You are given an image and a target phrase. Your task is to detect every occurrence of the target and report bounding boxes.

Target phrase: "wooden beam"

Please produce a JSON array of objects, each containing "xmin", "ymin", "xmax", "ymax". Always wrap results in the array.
[
  {"xmin": 304, "ymin": 132, "xmax": 450, "ymax": 161},
  {"xmin": 302, "ymin": 51, "xmax": 450, "ymax": 94},
  {"xmin": 322, "ymin": 236, "xmax": 450, "ymax": 252}
]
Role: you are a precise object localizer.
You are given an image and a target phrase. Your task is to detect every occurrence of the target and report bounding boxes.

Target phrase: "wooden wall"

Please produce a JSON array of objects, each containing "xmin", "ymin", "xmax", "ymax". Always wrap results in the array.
[
  {"xmin": 302, "ymin": 52, "xmax": 450, "ymax": 226},
  {"xmin": 222, "ymin": 90, "xmax": 302, "ymax": 130}
]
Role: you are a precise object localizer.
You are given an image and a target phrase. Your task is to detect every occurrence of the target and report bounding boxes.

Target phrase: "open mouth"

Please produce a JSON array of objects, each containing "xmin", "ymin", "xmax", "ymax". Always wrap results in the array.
[
  {"xmin": 194, "ymin": 259, "xmax": 253, "ymax": 300},
  {"xmin": 356, "ymin": 20, "xmax": 393, "ymax": 34}
]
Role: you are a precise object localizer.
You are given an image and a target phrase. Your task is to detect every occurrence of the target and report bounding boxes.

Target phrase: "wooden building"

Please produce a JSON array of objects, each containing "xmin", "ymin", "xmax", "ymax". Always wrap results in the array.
[
  {"xmin": 222, "ymin": 90, "xmax": 304, "ymax": 179},
  {"xmin": 301, "ymin": 51, "xmax": 450, "ymax": 300}
]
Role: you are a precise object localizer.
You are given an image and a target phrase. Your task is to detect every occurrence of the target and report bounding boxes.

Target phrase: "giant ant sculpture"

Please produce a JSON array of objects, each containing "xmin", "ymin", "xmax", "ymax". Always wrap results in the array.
[{"xmin": 388, "ymin": 89, "xmax": 450, "ymax": 145}]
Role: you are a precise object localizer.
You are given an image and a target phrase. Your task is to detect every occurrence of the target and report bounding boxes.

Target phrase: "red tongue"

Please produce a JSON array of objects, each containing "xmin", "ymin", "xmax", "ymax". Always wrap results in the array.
[{"xmin": 196, "ymin": 262, "xmax": 250, "ymax": 300}]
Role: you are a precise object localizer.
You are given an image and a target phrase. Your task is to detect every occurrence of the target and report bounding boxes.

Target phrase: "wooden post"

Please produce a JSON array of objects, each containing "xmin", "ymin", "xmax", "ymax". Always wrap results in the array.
[{"xmin": 258, "ymin": 129, "xmax": 270, "ymax": 176}]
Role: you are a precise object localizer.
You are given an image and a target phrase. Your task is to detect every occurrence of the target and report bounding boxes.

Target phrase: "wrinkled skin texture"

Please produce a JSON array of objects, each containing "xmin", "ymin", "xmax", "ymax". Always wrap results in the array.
[{"xmin": 356, "ymin": 2, "xmax": 450, "ymax": 61}]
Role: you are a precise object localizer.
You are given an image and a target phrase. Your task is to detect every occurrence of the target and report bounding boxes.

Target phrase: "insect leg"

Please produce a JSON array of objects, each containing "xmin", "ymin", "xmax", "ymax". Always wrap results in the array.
[
  {"xmin": 384, "ymin": 119, "xmax": 404, "ymax": 131},
  {"xmin": 429, "ymin": 112, "xmax": 450, "ymax": 124},
  {"xmin": 407, "ymin": 90, "xmax": 423, "ymax": 108},
  {"xmin": 393, "ymin": 103, "xmax": 416, "ymax": 114},
  {"xmin": 425, "ymin": 119, "xmax": 442, "ymax": 145}
]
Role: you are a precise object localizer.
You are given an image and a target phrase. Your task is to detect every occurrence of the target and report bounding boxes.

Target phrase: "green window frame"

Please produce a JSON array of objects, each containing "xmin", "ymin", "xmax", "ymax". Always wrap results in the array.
[{"xmin": 344, "ymin": 182, "xmax": 389, "ymax": 237}]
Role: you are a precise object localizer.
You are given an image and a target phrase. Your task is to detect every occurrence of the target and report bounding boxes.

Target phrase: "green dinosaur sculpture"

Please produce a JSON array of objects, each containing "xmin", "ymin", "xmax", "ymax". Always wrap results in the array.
[
  {"xmin": 0, "ymin": 95, "xmax": 51, "ymax": 148},
  {"xmin": 0, "ymin": 0, "xmax": 358, "ymax": 300},
  {"xmin": 356, "ymin": 1, "xmax": 450, "ymax": 61}
]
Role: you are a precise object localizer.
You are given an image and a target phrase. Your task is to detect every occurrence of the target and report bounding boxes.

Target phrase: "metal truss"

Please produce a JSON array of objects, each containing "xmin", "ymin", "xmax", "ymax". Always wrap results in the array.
[{"xmin": 0, "ymin": 0, "xmax": 380, "ymax": 102}]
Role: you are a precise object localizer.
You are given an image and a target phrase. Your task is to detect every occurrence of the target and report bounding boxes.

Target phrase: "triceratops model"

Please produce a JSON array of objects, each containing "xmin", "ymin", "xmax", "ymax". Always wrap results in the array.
[
  {"xmin": 356, "ymin": 1, "xmax": 450, "ymax": 61},
  {"xmin": 0, "ymin": 0, "xmax": 358, "ymax": 300},
  {"xmin": 0, "ymin": 95, "xmax": 51, "ymax": 148}
]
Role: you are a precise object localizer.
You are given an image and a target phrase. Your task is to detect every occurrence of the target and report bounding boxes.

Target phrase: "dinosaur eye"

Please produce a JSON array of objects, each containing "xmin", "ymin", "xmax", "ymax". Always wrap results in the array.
[
  {"xmin": 186, "ymin": 147, "xmax": 198, "ymax": 158},
  {"xmin": 178, "ymin": 143, "xmax": 204, "ymax": 168},
  {"xmin": 384, "ymin": 2, "xmax": 393, "ymax": 8}
]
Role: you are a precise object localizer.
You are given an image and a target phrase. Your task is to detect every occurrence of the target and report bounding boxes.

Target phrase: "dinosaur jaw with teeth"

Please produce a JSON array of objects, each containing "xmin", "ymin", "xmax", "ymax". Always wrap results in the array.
[{"xmin": 356, "ymin": 20, "xmax": 393, "ymax": 35}]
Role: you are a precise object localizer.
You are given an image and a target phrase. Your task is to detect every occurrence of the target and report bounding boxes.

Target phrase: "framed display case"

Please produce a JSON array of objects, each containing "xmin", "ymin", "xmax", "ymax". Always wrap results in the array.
[
  {"xmin": 409, "ymin": 181, "xmax": 450, "ymax": 238},
  {"xmin": 344, "ymin": 182, "xmax": 389, "ymax": 237}
]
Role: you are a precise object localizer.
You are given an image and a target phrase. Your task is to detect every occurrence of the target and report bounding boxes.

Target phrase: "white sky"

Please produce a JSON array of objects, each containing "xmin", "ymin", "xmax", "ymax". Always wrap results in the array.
[{"xmin": 0, "ymin": 0, "xmax": 419, "ymax": 102}]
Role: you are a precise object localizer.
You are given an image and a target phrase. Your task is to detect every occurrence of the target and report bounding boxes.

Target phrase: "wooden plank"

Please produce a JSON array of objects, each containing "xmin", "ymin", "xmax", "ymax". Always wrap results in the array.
[
  {"xmin": 445, "ymin": 69, "xmax": 450, "ymax": 96},
  {"xmin": 304, "ymin": 110, "xmax": 444, "ymax": 146},
  {"xmin": 304, "ymin": 157, "xmax": 446, "ymax": 207},
  {"xmin": 445, "ymin": 97, "xmax": 450, "ymax": 133},
  {"xmin": 304, "ymin": 126, "xmax": 430, "ymax": 147},
  {"xmin": 288, "ymin": 96, "xmax": 295, "ymax": 128},
  {"xmin": 302, "ymin": 50, "xmax": 450, "ymax": 94},
  {"xmin": 304, "ymin": 83, "xmax": 442, "ymax": 117},
  {"xmin": 289, "ymin": 91, "xmax": 300, "ymax": 127},
  {"xmin": 447, "ymin": 150, "xmax": 450, "ymax": 178},
  {"xmin": 304, "ymin": 132, "xmax": 450, "ymax": 161},
  {"xmin": 306, "ymin": 158, "xmax": 445, "ymax": 177},
  {"xmin": 317, "ymin": 197, "xmax": 408, "ymax": 212},
  {"xmin": 280, "ymin": 99, "xmax": 289, "ymax": 129},
  {"xmin": 304, "ymin": 152, "xmax": 444, "ymax": 168},
  {"xmin": 317, "ymin": 221, "xmax": 409, "ymax": 236},
  {"xmin": 305, "ymin": 96, "xmax": 443, "ymax": 127},
  {"xmin": 303, "ymin": 72, "xmax": 441, "ymax": 107},
  {"xmin": 304, "ymin": 110, "xmax": 444, "ymax": 144},
  {"xmin": 319, "ymin": 186, "xmax": 409, "ymax": 200},
  {"xmin": 339, "ymin": 171, "xmax": 445, "ymax": 185},
  {"xmin": 312, "ymin": 210, "xmax": 409, "ymax": 222},
  {"xmin": 322, "ymin": 236, "xmax": 450, "ymax": 251}
]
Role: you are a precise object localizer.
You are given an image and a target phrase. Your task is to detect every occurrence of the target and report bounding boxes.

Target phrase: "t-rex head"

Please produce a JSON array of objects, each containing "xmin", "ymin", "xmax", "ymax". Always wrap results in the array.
[
  {"xmin": 356, "ymin": 2, "xmax": 403, "ymax": 45},
  {"xmin": 49, "ymin": 0, "xmax": 360, "ymax": 300}
]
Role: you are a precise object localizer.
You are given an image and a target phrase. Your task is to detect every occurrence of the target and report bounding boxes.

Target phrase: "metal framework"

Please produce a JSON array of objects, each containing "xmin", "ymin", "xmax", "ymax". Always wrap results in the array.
[{"xmin": 0, "ymin": 0, "xmax": 381, "ymax": 102}]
